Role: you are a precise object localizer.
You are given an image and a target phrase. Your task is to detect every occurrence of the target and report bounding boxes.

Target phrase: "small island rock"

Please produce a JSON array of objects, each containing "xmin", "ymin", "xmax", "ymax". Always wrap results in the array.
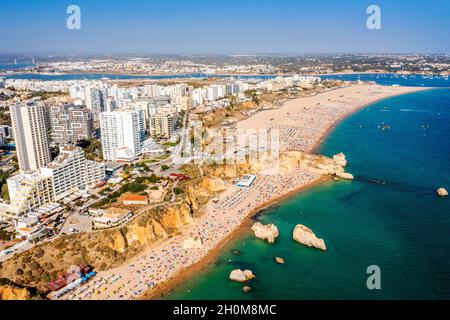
[
  {"xmin": 293, "ymin": 224, "xmax": 327, "ymax": 251},
  {"xmin": 251, "ymin": 222, "xmax": 279, "ymax": 243},
  {"xmin": 242, "ymin": 286, "xmax": 252, "ymax": 293},
  {"xmin": 275, "ymin": 257, "xmax": 285, "ymax": 264},
  {"xmin": 437, "ymin": 188, "xmax": 448, "ymax": 197},
  {"xmin": 229, "ymin": 269, "xmax": 255, "ymax": 282}
]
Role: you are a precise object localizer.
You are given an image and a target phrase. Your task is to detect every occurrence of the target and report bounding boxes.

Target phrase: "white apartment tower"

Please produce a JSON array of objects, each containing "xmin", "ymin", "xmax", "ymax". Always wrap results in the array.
[
  {"xmin": 99, "ymin": 110, "xmax": 145, "ymax": 161},
  {"xmin": 85, "ymin": 87, "xmax": 106, "ymax": 122},
  {"xmin": 10, "ymin": 102, "xmax": 51, "ymax": 172}
]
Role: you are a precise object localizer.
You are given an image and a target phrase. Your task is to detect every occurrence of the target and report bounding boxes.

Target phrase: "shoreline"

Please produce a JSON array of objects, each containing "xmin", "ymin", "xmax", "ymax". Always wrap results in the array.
[
  {"xmin": 140, "ymin": 176, "xmax": 330, "ymax": 300},
  {"xmin": 138, "ymin": 84, "xmax": 428, "ymax": 300},
  {"xmin": 67, "ymin": 83, "xmax": 426, "ymax": 301},
  {"xmin": 309, "ymin": 87, "xmax": 433, "ymax": 154}
]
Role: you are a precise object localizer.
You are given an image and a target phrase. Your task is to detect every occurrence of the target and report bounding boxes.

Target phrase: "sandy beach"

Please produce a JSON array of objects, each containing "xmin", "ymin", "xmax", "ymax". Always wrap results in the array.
[{"xmin": 68, "ymin": 83, "xmax": 425, "ymax": 301}]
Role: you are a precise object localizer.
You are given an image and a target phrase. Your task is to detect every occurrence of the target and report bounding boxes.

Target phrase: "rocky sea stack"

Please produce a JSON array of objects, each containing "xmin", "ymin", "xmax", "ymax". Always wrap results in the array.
[
  {"xmin": 229, "ymin": 269, "xmax": 256, "ymax": 282},
  {"xmin": 275, "ymin": 257, "xmax": 285, "ymax": 264},
  {"xmin": 251, "ymin": 222, "xmax": 279, "ymax": 243},
  {"xmin": 437, "ymin": 188, "xmax": 448, "ymax": 197},
  {"xmin": 292, "ymin": 224, "xmax": 327, "ymax": 251}
]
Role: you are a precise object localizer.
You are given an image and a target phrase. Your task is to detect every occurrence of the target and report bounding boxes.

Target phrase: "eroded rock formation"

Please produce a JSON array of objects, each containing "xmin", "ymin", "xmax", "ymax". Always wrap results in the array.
[
  {"xmin": 229, "ymin": 269, "xmax": 256, "ymax": 282},
  {"xmin": 251, "ymin": 222, "xmax": 279, "ymax": 243},
  {"xmin": 0, "ymin": 285, "xmax": 31, "ymax": 300},
  {"xmin": 437, "ymin": 188, "xmax": 448, "ymax": 197},
  {"xmin": 293, "ymin": 224, "xmax": 327, "ymax": 251}
]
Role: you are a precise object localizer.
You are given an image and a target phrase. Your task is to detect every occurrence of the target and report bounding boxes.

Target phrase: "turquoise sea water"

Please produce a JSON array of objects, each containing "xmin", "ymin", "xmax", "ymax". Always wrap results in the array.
[{"xmin": 166, "ymin": 88, "xmax": 450, "ymax": 300}]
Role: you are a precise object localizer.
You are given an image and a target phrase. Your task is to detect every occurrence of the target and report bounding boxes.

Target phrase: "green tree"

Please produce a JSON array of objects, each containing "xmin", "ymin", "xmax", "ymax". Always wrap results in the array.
[
  {"xmin": 173, "ymin": 187, "xmax": 184, "ymax": 195},
  {"xmin": 1, "ymin": 183, "xmax": 9, "ymax": 201},
  {"xmin": 228, "ymin": 95, "xmax": 238, "ymax": 110}
]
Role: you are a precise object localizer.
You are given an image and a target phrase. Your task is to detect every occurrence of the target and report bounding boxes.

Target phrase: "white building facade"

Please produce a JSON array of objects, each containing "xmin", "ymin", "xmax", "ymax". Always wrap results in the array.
[
  {"xmin": 40, "ymin": 146, "xmax": 105, "ymax": 199},
  {"xmin": 10, "ymin": 102, "xmax": 51, "ymax": 172},
  {"xmin": 99, "ymin": 110, "xmax": 146, "ymax": 161}
]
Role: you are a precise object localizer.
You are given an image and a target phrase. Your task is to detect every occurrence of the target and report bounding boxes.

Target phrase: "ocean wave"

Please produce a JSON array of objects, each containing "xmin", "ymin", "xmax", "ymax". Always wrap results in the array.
[{"xmin": 399, "ymin": 108, "xmax": 429, "ymax": 113}]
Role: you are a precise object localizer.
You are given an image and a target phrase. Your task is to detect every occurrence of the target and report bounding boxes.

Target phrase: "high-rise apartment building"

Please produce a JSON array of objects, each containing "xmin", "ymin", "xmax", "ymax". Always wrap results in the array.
[
  {"xmin": 49, "ymin": 104, "xmax": 94, "ymax": 145},
  {"xmin": 85, "ymin": 87, "xmax": 106, "ymax": 121},
  {"xmin": 10, "ymin": 102, "xmax": 51, "ymax": 172},
  {"xmin": 99, "ymin": 110, "xmax": 145, "ymax": 161}
]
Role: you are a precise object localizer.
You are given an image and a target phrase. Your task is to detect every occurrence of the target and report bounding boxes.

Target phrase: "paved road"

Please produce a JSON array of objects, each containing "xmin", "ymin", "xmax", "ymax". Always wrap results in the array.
[
  {"xmin": 0, "ymin": 240, "xmax": 33, "ymax": 262},
  {"xmin": 60, "ymin": 212, "xmax": 92, "ymax": 234}
]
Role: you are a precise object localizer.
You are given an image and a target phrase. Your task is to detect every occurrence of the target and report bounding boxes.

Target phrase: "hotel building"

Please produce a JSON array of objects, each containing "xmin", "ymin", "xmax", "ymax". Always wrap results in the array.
[
  {"xmin": 7, "ymin": 147, "xmax": 105, "ymax": 217},
  {"xmin": 40, "ymin": 146, "xmax": 105, "ymax": 199},
  {"xmin": 6, "ymin": 172, "xmax": 55, "ymax": 218}
]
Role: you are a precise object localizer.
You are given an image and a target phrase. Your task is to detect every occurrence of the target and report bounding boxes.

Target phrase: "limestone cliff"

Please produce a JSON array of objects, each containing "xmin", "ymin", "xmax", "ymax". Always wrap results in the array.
[
  {"xmin": 437, "ymin": 188, "xmax": 448, "ymax": 197},
  {"xmin": 125, "ymin": 224, "xmax": 156, "ymax": 247},
  {"xmin": 201, "ymin": 177, "xmax": 227, "ymax": 193},
  {"xmin": 0, "ymin": 279, "xmax": 43, "ymax": 300},
  {"xmin": 112, "ymin": 231, "xmax": 128, "ymax": 254},
  {"xmin": 0, "ymin": 150, "xmax": 350, "ymax": 295},
  {"xmin": 0, "ymin": 285, "xmax": 31, "ymax": 300},
  {"xmin": 0, "ymin": 201, "xmax": 197, "ymax": 293},
  {"xmin": 202, "ymin": 151, "xmax": 353, "ymax": 181}
]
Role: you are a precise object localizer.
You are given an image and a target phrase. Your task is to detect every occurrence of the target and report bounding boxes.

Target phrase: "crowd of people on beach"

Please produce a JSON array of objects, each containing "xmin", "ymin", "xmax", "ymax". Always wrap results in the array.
[
  {"xmin": 60, "ymin": 84, "xmax": 411, "ymax": 301},
  {"xmin": 73, "ymin": 168, "xmax": 319, "ymax": 300}
]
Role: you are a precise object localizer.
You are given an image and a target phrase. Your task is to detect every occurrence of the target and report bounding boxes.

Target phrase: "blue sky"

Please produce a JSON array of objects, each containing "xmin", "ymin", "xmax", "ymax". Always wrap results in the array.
[{"xmin": 1, "ymin": 0, "xmax": 450, "ymax": 54}]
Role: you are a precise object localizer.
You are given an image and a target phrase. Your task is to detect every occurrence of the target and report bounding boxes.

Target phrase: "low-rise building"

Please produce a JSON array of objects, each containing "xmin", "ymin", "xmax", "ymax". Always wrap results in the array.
[
  {"xmin": 122, "ymin": 195, "xmax": 148, "ymax": 206},
  {"xmin": 91, "ymin": 207, "xmax": 133, "ymax": 229},
  {"xmin": 149, "ymin": 112, "xmax": 175, "ymax": 139},
  {"xmin": 237, "ymin": 174, "xmax": 257, "ymax": 187}
]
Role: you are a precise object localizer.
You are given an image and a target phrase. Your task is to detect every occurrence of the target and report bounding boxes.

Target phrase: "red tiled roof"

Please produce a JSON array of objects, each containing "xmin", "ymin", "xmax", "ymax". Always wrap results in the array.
[{"xmin": 123, "ymin": 195, "xmax": 147, "ymax": 201}]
